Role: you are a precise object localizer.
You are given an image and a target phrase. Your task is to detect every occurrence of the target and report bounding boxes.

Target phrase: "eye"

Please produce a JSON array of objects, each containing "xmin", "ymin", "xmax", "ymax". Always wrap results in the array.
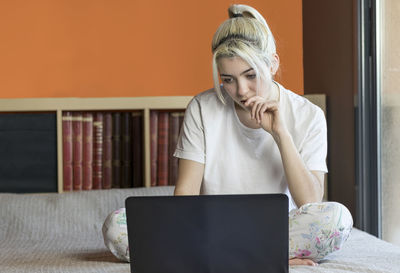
[
  {"xmin": 222, "ymin": 78, "xmax": 233, "ymax": 84},
  {"xmin": 246, "ymin": 74, "xmax": 256, "ymax": 80}
]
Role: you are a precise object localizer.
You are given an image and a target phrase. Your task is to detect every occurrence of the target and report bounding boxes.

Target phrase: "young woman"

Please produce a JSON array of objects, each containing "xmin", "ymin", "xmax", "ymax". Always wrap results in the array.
[{"xmin": 103, "ymin": 4, "xmax": 353, "ymax": 267}]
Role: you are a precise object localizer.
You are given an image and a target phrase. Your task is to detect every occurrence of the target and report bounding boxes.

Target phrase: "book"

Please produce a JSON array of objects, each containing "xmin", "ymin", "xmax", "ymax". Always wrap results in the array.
[
  {"xmin": 150, "ymin": 111, "xmax": 158, "ymax": 187},
  {"xmin": 82, "ymin": 112, "xmax": 93, "ymax": 190},
  {"xmin": 168, "ymin": 112, "xmax": 183, "ymax": 185},
  {"xmin": 93, "ymin": 112, "xmax": 103, "ymax": 190},
  {"xmin": 102, "ymin": 112, "xmax": 113, "ymax": 189},
  {"xmin": 112, "ymin": 112, "xmax": 122, "ymax": 188},
  {"xmin": 132, "ymin": 112, "xmax": 143, "ymax": 187},
  {"xmin": 72, "ymin": 112, "xmax": 83, "ymax": 191},
  {"xmin": 157, "ymin": 112, "xmax": 169, "ymax": 186},
  {"xmin": 121, "ymin": 112, "xmax": 132, "ymax": 188},
  {"xmin": 62, "ymin": 112, "xmax": 73, "ymax": 192}
]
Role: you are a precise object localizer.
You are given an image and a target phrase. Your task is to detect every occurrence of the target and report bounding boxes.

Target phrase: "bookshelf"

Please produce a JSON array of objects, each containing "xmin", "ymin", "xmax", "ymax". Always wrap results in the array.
[
  {"xmin": 0, "ymin": 96, "xmax": 192, "ymax": 193},
  {"xmin": 0, "ymin": 94, "xmax": 327, "ymax": 198}
]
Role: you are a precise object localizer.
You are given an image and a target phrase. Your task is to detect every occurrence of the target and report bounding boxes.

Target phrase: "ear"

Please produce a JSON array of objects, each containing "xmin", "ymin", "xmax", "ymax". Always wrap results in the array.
[{"xmin": 270, "ymin": 53, "xmax": 280, "ymax": 76}]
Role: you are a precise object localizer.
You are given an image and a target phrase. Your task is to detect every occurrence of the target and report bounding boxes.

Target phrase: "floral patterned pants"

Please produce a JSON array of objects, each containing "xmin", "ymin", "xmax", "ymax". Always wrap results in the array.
[{"xmin": 102, "ymin": 202, "xmax": 353, "ymax": 262}]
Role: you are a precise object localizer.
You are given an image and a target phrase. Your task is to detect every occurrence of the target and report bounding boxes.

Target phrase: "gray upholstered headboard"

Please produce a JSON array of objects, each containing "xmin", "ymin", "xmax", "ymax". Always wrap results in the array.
[
  {"xmin": 303, "ymin": 94, "xmax": 328, "ymax": 201},
  {"xmin": 303, "ymin": 94, "xmax": 326, "ymax": 115}
]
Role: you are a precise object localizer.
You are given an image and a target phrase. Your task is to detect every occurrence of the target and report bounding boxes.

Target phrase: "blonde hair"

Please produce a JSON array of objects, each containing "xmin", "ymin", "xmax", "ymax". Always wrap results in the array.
[{"xmin": 211, "ymin": 4, "xmax": 277, "ymax": 103}]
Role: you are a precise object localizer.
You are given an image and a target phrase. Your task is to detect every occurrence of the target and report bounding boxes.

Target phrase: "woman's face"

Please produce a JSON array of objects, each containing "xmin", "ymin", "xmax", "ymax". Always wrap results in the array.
[{"xmin": 218, "ymin": 56, "xmax": 273, "ymax": 111}]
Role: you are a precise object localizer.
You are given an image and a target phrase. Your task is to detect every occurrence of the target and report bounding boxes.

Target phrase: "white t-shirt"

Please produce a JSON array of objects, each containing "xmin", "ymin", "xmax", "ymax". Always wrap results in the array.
[{"xmin": 174, "ymin": 83, "xmax": 327, "ymax": 211}]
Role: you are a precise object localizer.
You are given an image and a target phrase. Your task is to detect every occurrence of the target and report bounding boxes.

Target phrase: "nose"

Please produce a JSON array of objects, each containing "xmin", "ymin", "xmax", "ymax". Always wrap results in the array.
[{"xmin": 237, "ymin": 80, "xmax": 248, "ymax": 97}]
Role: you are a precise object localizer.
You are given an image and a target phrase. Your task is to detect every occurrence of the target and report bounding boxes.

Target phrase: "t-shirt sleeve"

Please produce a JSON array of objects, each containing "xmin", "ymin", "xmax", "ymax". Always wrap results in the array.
[
  {"xmin": 300, "ymin": 107, "xmax": 328, "ymax": 173},
  {"xmin": 173, "ymin": 98, "xmax": 206, "ymax": 164}
]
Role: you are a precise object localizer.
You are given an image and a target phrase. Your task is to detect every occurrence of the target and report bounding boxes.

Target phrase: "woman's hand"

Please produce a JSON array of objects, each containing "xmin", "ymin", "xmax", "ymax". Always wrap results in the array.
[
  {"xmin": 244, "ymin": 95, "xmax": 324, "ymax": 206},
  {"xmin": 244, "ymin": 96, "xmax": 287, "ymax": 139}
]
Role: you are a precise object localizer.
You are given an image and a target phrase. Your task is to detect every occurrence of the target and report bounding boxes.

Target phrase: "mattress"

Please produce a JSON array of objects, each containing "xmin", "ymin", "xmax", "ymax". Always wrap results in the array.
[{"xmin": 0, "ymin": 187, "xmax": 399, "ymax": 273}]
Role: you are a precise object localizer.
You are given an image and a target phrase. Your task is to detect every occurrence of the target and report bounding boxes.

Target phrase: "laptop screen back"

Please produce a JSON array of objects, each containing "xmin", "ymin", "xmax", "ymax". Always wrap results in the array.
[{"xmin": 125, "ymin": 194, "xmax": 288, "ymax": 273}]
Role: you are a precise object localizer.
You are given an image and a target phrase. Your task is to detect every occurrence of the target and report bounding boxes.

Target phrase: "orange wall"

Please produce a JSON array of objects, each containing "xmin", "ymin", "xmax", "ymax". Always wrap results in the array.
[{"xmin": 0, "ymin": 0, "xmax": 303, "ymax": 98}]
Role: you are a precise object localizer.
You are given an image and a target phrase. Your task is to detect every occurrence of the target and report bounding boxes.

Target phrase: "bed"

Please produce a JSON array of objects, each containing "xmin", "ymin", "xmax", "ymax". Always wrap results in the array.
[{"xmin": 1, "ymin": 187, "xmax": 400, "ymax": 273}]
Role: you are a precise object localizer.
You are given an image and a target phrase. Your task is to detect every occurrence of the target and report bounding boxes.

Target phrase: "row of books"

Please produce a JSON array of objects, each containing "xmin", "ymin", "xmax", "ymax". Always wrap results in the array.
[
  {"xmin": 62, "ymin": 111, "xmax": 144, "ymax": 191},
  {"xmin": 62, "ymin": 110, "xmax": 185, "ymax": 191},
  {"xmin": 150, "ymin": 111, "xmax": 185, "ymax": 187}
]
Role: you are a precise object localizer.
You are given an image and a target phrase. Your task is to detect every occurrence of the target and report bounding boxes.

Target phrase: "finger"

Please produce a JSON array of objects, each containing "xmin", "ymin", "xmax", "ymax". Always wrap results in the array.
[
  {"xmin": 261, "ymin": 102, "xmax": 279, "ymax": 121},
  {"xmin": 256, "ymin": 102, "xmax": 264, "ymax": 123},
  {"xmin": 244, "ymin": 96, "xmax": 263, "ymax": 106},
  {"xmin": 258, "ymin": 101, "xmax": 275, "ymax": 123},
  {"xmin": 247, "ymin": 98, "xmax": 277, "ymax": 111},
  {"xmin": 259, "ymin": 104, "xmax": 269, "ymax": 122},
  {"xmin": 264, "ymin": 100, "xmax": 278, "ymax": 110},
  {"xmin": 251, "ymin": 100, "xmax": 261, "ymax": 120},
  {"xmin": 256, "ymin": 101, "xmax": 265, "ymax": 123}
]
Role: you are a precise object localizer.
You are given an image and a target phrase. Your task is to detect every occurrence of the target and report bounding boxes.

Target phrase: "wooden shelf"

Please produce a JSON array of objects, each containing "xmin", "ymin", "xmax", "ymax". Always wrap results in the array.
[{"xmin": 0, "ymin": 96, "xmax": 193, "ymax": 193}]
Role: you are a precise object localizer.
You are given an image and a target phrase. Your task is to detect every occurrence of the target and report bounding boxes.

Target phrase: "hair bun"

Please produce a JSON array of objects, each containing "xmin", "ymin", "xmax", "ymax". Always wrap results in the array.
[{"xmin": 228, "ymin": 4, "xmax": 256, "ymax": 19}]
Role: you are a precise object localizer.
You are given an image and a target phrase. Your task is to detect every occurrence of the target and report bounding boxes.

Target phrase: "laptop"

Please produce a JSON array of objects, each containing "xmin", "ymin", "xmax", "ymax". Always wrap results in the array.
[{"xmin": 125, "ymin": 194, "xmax": 288, "ymax": 273}]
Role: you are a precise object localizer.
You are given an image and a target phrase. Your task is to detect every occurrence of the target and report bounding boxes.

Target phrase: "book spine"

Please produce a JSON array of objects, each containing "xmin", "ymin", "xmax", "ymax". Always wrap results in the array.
[
  {"xmin": 102, "ymin": 112, "xmax": 113, "ymax": 189},
  {"xmin": 82, "ymin": 112, "xmax": 93, "ymax": 190},
  {"xmin": 132, "ymin": 112, "xmax": 143, "ymax": 187},
  {"xmin": 72, "ymin": 112, "xmax": 83, "ymax": 191},
  {"xmin": 112, "ymin": 112, "xmax": 122, "ymax": 188},
  {"xmin": 93, "ymin": 112, "xmax": 103, "ymax": 190},
  {"xmin": 121, "ymin": 112, "xmax": 132, "ymax": 188},
  {"xmin": 157, "ymin": 112, "xmax": 169, "ymax": 186},
  {"xmin": 150, "ymin": 111, "xmax": 158, "ymax": 187},
  {"xmin": 168, "ymin": 112, "xmax": 181, "ymax": 185},
  {"xmin": 62, "ymin": 112, "xmax": 73, "ymax": 192}
]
